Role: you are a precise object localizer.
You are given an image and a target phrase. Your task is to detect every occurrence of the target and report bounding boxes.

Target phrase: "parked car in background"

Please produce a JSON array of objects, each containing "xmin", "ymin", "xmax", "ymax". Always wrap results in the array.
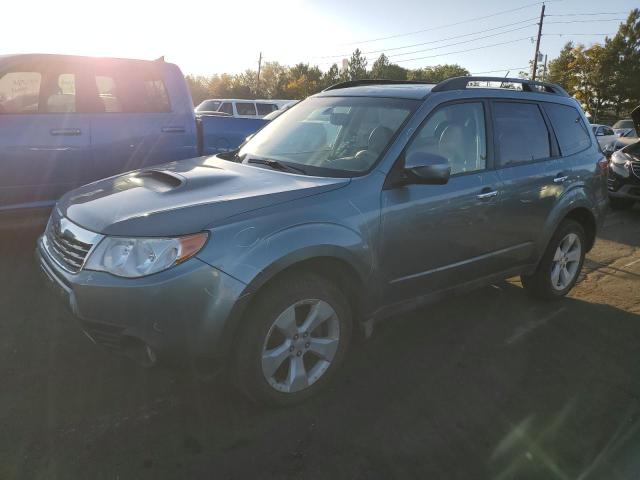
[
  {"xmin": 195, "ymin": 98, "xmax": 295, "ymax": 118},
  {"xmin": 613, "ymin": 118, "xmax": 637, "ymax": 138},
  {"xmin": 602, "ymin": 107, "xmax": 640, "ymax": 157},
  {"xmin": 38, "ymin": 77, "xmax": 608, "ymax": 405},
  {"xmin": 591, "ymin": 124, "xmax": 616, "ymax": 149},
  {"xmin": 0, "ymin": 54, "xmax": 262, "ymax": 228},
  {"xmin": 607, "ymin": 107, "xmax": 640, "ymax": 209}
]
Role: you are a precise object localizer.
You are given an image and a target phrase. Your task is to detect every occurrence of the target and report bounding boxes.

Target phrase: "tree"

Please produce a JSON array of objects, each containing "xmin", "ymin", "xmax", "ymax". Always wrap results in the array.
[
  {"xmin": 407, "ymin": 64, "xmax": 469, "ymax": 82},
  {"xmin": 259, "ymin": 62, "xmax": 289, "ymax": 98},
  {"xmin": 547, "ymin": 42, "xmax": 577, "ymax": 91},
  {"xmin": 345, "ymin": 49, "xmax": 368, "ymax": 81},
  {"xmin": 185, "ymin": 75, "xmax": 211, "ymax": 105},
  {"xmin": 370, "ymin": 54, "xmax": 408, "ymax": 80},
  {"xmin": 321, "ymin": 63, "xmax": 341, "ymax": 89}
]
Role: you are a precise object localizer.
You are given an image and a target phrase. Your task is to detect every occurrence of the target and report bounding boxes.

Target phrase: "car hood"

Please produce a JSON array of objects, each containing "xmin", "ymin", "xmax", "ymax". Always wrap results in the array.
[{"xmin": 58, "ymin": 156, "xmax": 349, "ymax": 236}]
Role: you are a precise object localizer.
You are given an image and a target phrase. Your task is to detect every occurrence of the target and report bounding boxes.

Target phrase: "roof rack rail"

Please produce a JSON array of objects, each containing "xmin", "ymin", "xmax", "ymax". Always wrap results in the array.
[
  {"xmin": 432, "ymin": 76, "xmax": 569, "ymax": 96},
  {"xmin": 322, "ymin": 79, "xmax": 432, "ymax": 92}
]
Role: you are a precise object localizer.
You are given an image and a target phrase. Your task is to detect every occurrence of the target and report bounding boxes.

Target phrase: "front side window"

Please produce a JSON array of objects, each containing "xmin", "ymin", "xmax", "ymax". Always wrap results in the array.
[
  {"xmin": 0, "ymin": 71, "xmax": 41, "ymax": 113},
  {"xmin": 140, "ymin": 79, "xmax": 170, "ymax": 113},
  {"xmin": 238, "ymin": 96, "xmax": 418, "ymax": 176},
  {"xmin": 236, "ymin": 102, "xmax": 257, "ymax": 116},
  {"xmin": 404, "ymin": 102, "xmax": 487, "ymax": 175},
  {"xmin": 493, "ymin": 102, "xmax": 550, "ymax": 166},
  {"xmin": 543, "ymin": 103, "xmax": 591, "ymax": 156}
]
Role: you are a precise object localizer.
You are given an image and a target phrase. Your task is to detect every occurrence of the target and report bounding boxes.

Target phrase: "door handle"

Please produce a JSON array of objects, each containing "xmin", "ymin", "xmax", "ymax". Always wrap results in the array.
[
  {"xmin": 476, "ymin": 190, "xmax": 498, "ymax": 199},
  {"xmin": 553, "ymin": 175, "xmax": 568, "ymax": 184},
  {"xmin": 50, "ymin": 128, "xmax": 81, "ymax": 136},
  {"xmin": 161, "ymin": 127, "xmax": 186, "ymax": 133}
]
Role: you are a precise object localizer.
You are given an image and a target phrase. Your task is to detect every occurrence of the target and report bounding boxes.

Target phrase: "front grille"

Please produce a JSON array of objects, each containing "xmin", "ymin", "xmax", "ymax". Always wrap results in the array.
[
  {"xmin": 83, "ymin": 321, "xmax": 125, "ymax": 351},
  {"xmin": 43, "ymin": 212, "xmax": 102, "ymax": 274}
]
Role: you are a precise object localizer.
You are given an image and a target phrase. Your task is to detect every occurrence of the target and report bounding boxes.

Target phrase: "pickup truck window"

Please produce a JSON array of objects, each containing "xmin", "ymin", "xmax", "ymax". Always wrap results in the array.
[
  {"xmin": 0, "ymin": 71, "xmax": 41, "ymax": 114},
  {"xmin": 45, "ymin": 73, "xmax": 76, "ymax": 113},
  {"xmin": 236, "ymin": 102, "xmax": 257, "ymax": 116},
  {"xmin": 257, "ymin": 103, "xmax": 278, "ymax": 115},
  {"xmin": 95, "ymin": 76, "xmax": 123, "ymax": 113},
  {"xmin": 141, "ymin": 79, "xmax": 170, "ymax": 113},
  {"xmin": 238, "ymin": 96, "xmax": 418, "ymax": 176},
  {"xmin": 219, "ymin": 102, "xmax": 233, "ymax": 115}
]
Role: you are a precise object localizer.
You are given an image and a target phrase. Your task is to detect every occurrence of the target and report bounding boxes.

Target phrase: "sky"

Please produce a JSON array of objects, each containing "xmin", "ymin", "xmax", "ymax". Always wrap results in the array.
[{"xmin": 1, "ymin": 0, "xmax": 637, "ymax": 77}]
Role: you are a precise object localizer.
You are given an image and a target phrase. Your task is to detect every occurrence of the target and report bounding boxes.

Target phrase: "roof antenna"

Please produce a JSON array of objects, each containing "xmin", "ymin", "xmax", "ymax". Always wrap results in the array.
[{"xmin": 155, "ymin": 56, "xmax": 165, "ymax": 62}]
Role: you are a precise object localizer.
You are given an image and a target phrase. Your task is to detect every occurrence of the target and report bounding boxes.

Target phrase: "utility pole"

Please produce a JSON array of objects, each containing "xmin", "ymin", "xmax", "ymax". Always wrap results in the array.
[
  {"xmin": 532, "ymin": 3, "xmax": 545, "ymax": 81},
  {"xmin": 542, "ymin": 54, "xmax": 548, "ymax": 81},
  {"xmin": 256, "ymin": 52, "xmax": 262, "ymax": 96}
]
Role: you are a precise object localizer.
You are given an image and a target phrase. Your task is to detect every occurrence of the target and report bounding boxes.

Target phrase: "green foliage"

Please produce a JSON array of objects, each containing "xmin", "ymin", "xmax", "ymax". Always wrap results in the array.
[
  {"xmin": 546, "ymin": 9, "xmax": 639, "ymax": 121},
  {"xmin": 371, "ymin": 54, "xmax": 408, "ymax": 80},
  {"xmin": 407, "ymin": 64, "xmax": 470, "ymax": 82}
]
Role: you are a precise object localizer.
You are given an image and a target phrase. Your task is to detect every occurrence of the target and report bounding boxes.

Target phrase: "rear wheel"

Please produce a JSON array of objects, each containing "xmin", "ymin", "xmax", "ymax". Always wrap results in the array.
[
  {"xmin": 233, "ymin": 273, "xmax": 352, "ymax": 406},
  {"xmin": 521, "ymin": 220, "xmax": 586, "ymax": 301},
  {"xmin": 609, "ymin": 197, "xmax": 635, "ymax": 210}
]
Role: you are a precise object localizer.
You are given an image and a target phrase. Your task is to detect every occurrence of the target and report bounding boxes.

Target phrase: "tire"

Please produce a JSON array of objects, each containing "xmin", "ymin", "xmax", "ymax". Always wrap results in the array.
[
  {"xmin": 609, "ymin": 197, "xmax": 635, "ymax": 210},
  {"xmin": 521, "ymin": 219, "xmax": 586, "ymax": 301},
  {"xmin": 232, "ymin": 272, "xmax": 352, "ymax": 406}
]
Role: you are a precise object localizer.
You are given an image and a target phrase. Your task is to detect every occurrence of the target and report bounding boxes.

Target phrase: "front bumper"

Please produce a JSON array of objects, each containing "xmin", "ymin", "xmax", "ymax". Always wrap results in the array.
[
  {"xmin": 608, "ymin": 161, "xmax": 640, "ymax": 201},
  {"xmin": 37, "ymin": 237, "xmax": 248, "ymax": 364}
]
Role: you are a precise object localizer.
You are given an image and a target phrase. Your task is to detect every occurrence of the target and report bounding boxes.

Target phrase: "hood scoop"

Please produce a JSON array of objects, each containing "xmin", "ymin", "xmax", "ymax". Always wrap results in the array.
[{"xmin": 130, "ymin": 169, "xmax": 185, "ymax": 192}]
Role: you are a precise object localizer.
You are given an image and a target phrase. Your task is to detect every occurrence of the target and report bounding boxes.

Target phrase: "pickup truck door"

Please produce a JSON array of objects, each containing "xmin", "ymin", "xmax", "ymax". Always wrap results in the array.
[
  {"xmin": 0, "ymin": 59, "xmax": 91, "ymax": 217},
  {"xmin": 86, "ymin": 61, "xmax": 197, "ymax": 182}
]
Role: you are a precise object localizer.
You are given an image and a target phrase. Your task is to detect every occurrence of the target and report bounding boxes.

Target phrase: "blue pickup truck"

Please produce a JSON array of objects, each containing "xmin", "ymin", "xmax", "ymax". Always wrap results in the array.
[{"xmin": 0, "ymin": 54, "xmax": 267, "ymax": 227}]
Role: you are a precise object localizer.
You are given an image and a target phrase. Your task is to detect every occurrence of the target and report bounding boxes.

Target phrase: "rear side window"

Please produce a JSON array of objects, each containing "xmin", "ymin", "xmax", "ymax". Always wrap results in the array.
[
  {"xmin": 543, "ymin": 103, "xmax": 591, "ymax": 156},
  {"xmin": 493, "ymin": 102, "xmax": 550, "ymax": 166},
  {"xmin": 219, "ymin": 102, "xmax": 233, "ymax": 115},
  {"xmin": 236, "ymin": 102, "xmax": 257, "ymax": 116},
  {"xmin": 257, "ymin": 103, "xmax": 277, "ymax": 115},
  {"xmin": 95, "ymin": 75, "xmax": 123, "ymax": 112},
  {"xmin": 0, "ymin": 71, "xmax": 41, "ymax": 113},
  {"xmin": 140, "ymin": 78, "xmax": 170, "ymax": 113}
]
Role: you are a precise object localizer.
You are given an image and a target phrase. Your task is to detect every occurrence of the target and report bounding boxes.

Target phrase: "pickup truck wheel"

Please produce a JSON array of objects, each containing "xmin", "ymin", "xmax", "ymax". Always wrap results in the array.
[
  {"xmin": 521, "ymin": 220, "xmax": 586, "ymax": 301},
  {"xmin": 233, "ymin": 273, "xmax": 352, "ymax": 406},
  {"xmin": 609, "ymin": 197, "xmax": 635, "ymax": 210}
]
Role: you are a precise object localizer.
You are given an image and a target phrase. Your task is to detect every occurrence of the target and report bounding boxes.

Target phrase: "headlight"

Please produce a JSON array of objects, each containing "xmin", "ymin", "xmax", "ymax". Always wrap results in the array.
[
  {"xmin": 84, "ymin": 232, "xmax": 208, "ymax": 278},
  {"xmin": 610, "ymin": 149, "xmax": 630, "ymax": 165}
]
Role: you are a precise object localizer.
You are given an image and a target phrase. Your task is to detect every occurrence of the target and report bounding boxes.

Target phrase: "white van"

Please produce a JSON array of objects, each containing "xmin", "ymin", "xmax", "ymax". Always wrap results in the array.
[{"xmin": 195, "ymin": 99, "xmax": 296, "ymax": 118}]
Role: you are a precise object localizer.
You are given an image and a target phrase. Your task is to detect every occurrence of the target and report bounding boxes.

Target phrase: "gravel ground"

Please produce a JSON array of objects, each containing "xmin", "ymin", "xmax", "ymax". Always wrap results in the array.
[{"xmin": 1, "ymin": 206, "xmax": 639, "ymax": 480}]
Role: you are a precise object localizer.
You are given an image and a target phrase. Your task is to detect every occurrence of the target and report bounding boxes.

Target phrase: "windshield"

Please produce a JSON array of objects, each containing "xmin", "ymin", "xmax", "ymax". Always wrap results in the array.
[
  {"xmin": 237, "ymin": 96, "xmax": 418, "ymax": 176},
  {"xmin": 196, "ymin": 100, "xmax": 221, "ymax": 112},
  {"xmin": 613, "ymin": 119, "xmax": 634, "ymax": 129}
]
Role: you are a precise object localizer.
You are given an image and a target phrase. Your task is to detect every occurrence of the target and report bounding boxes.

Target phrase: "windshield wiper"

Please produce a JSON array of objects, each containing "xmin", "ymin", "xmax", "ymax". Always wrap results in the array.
[{"xmin": 247, "ymin": 157, "xmax": 307, "ymax": 175}]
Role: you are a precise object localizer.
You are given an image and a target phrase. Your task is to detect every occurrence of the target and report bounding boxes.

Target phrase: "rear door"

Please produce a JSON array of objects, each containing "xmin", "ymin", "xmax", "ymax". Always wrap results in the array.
[
  {"xmin": 87, "ymin": 60, "xmax": 196, "ymax": 182},
  {"xmin": 235, "ymin": 101, "xmax": 258, "ymax": 118},
  {"xmin": 490, "ymin": 100, "xmax": 563, "ymax": 261},
  {"xmin": 0, "ymin": 57, "xmax": 92, "ymax": 215}
]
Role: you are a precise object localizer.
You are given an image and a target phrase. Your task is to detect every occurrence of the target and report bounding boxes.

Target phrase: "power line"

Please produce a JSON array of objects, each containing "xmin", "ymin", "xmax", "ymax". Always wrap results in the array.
[
  {"xmin": 545, "ymin": 18, "xmax": 626, "ymax": 24},
  {"xmin": 314, "ymin": 17, "xmax": 538, "ymax": 59},
  {"xmin": 387, "ymin": 24, "xmax": 537, "ymax": 58},
  {"xmin": 546, "ymin": 12, "xmax": 629, "ymax": 16},
  {"xmin": 470, "ymin": 67, "xmax": 529, "ymax": 74},
  {"xmin": 543, "ymin": 32, "xmax": 616, "ymax": 36},
  {"xmin": 392, "ymin": 36, "xmax": 533, "ymax": 64},
  {"xmin": 340, "ymin": 1, "xmax": 552, "ymax": 46}
]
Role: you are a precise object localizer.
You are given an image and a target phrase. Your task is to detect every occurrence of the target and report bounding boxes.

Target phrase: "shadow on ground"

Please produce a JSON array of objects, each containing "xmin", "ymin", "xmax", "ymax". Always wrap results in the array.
[{"xmin": 1, "ymin": 227, "xmax": 640, "ymax": 479}]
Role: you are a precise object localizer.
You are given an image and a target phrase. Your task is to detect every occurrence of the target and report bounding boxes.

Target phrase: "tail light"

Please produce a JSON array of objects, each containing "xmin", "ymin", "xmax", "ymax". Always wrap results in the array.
[{"xmin": 597, "ymin": 157, "xmax": 609, "ymax": 174}]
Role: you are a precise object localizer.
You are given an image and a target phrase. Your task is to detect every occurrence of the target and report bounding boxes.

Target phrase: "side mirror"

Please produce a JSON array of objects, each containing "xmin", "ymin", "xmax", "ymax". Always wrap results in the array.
[{"xmin": 403, "ymin": 152, "xmax": 451, "ymax": 185}]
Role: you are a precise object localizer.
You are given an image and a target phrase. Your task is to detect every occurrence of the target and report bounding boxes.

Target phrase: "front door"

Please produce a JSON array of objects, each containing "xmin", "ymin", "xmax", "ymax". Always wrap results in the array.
[
  {"xmin": 0, "ymin": 58, "xmax": 91, "ymax": 216},
  {"xmin": 379, "ymin": 100, "xmax": 506, "ymax": 304}
]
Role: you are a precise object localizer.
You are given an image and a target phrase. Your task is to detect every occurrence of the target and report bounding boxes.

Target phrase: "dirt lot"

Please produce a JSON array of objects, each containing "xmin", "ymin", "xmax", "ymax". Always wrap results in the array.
[{"xmin": 1, "ymin": 207, "xmax": 639, "ymax": 480}]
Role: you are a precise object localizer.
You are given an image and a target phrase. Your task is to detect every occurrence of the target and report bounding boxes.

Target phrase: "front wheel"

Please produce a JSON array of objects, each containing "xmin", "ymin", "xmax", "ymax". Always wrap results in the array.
[
  {"xmin": 521, "ymin": 220, "xmax": 586, "ymax": 301},
  {"xmin": 233, "ymin": 273, "xmax": 352, "ymax": 406}
]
